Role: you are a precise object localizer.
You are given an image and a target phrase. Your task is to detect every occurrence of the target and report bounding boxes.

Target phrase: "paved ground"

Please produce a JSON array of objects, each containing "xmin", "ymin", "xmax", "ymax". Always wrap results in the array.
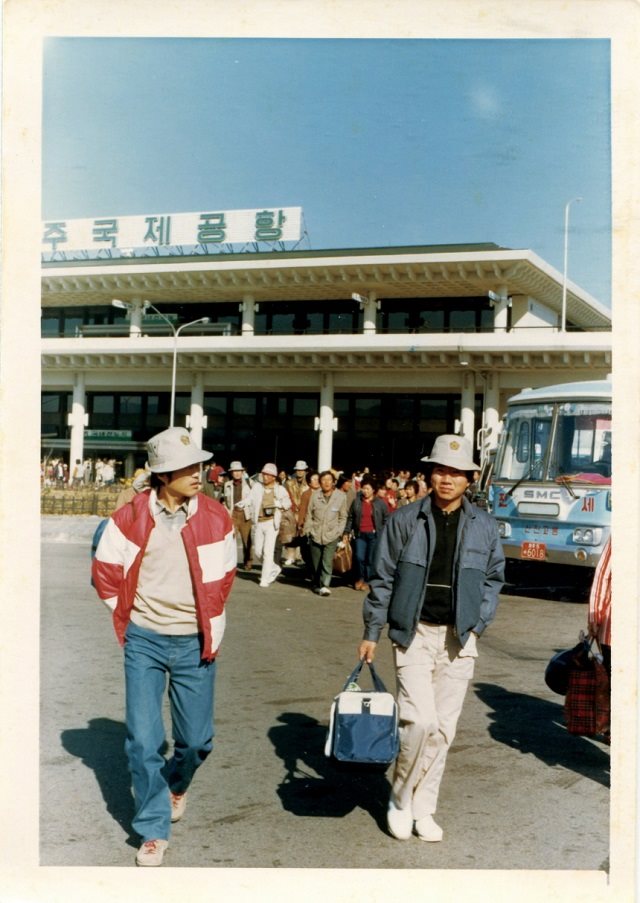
[{"xmin": 40, "ymin": 516, "xmax": 611, "ymax": 877}]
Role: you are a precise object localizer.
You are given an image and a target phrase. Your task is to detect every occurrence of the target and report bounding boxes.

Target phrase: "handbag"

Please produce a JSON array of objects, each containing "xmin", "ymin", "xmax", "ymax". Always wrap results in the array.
[
  {"xmin": 563, "ymin": 635, "xmax": 610, "ymax": 737},
  {"xmin": 277, "ymin": 508, "xmax": 297, "ymax": 544},
  {"xmin": 544, "ymin": 637, "xmax": 592, "ymax": 696},
  {"xmin": 332, "ymin": 540, "xmax": 353, "ymax": 575},
  {"xmin": 324, "ymin": 660, "xmax": 400, "ymax": 765}
]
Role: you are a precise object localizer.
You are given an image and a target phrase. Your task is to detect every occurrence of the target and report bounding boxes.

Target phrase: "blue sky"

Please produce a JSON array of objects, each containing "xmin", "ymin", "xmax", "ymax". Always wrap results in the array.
[{"xmin": 42, "ymin": 37, "xmax": 611, "ymax": 306}]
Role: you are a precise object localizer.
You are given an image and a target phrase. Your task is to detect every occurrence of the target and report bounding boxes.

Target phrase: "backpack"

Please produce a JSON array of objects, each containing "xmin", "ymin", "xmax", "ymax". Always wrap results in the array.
[{"xmin": 90, "ymin": 518, "xmax": 109, "ymax": 586}]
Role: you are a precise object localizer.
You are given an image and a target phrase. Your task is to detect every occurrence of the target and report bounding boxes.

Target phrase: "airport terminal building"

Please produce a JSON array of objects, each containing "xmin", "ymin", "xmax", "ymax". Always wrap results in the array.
[{"xmin": 41, "ymin": 209, "xmax": 611, "ymax": 477}]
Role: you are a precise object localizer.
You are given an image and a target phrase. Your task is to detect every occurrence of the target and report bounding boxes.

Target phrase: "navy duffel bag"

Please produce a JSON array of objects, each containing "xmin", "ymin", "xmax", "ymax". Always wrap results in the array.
[{"xmin": 324, "ymin": 660, "xmax": 400, "ymax": 766}]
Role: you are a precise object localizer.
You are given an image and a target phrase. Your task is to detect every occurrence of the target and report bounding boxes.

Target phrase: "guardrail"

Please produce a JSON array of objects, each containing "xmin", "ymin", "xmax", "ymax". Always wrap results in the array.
[
  {"xmin": 41, "ymin": 487, "xmax": 121, "ymax": 516},
  {"xmin": 76, "ymin": 323, "xmax": 234, "ymax": 337}
]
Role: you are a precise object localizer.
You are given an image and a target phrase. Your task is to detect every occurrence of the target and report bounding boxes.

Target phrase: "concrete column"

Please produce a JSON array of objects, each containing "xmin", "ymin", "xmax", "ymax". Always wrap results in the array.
[
  {"xmin": 459, "ymin": 371, "xmax": 475, "ymax": 441},
  {"xmin": 483, "ymin": 372, "xmax": 501, "ymax": 452},
  {"xmin": 241, "ymin": 295, "xmax": 255, "ymax": 336},
  {"xmin": 68, "ymin": 373, "xmax": 87, "ymax": 470},
  {"xmin": 188, "ymin": 373, "xmax": 206, "ymax": 448},
  {"xmin": 124, "ymin": 452, "xmax": 135, "ymax": 479},
  {"xmin": 492, "ymin": 285, "xmax": 510, "ymax": 333},
  {"xmin": 128, "ymin": 297, "xmax": 146, "ymax": 337},
  {"xmin": 317, "ymin": 373, "xmax": 335, "ymax": 471},
  {"xmin": 362, "ymin": 293, "xmax": 378, "ymax": 335}
]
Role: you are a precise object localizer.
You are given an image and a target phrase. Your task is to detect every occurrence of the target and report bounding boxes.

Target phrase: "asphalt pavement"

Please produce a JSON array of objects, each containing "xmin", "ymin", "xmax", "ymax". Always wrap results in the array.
[{"xmin": 40, "ymin": 515, "xmax": 610, "ymax": 876}]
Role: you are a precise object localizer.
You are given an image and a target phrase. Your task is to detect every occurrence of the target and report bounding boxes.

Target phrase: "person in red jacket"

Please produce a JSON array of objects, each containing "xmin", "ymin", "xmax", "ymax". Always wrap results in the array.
[{"xmin": 92, "ymin": 427, "xmax": 236, "ymax": 867}]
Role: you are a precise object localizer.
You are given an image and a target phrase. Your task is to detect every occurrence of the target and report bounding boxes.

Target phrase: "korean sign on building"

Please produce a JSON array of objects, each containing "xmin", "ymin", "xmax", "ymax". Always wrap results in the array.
[
  {"xmin": 42, "ymin": 207, "xmax": 303, "ymax": 253},
  {"xmin": 85, "ymin": 430, "xmax": 132, "ymax": 440}
]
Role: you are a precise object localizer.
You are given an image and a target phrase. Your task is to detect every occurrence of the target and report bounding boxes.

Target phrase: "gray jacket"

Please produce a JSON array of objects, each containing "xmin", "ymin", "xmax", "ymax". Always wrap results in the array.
[
  {"xmin": 362, "ymin": 495, "xmax": 504, "ymax": 649},
  {"xmin": 304, "ymin": 488, "xmax": 348, "ymax": 545}
]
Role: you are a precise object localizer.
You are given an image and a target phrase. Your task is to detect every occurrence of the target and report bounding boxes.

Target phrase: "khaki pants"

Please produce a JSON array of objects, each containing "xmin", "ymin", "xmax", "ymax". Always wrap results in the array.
[
  {"xmin": 232, "ymin": 509, "xmax": 253, "ymax": 567},
  {"xmin": 391, "ymin": 623, "xmax": 477, "ymax": 820}
]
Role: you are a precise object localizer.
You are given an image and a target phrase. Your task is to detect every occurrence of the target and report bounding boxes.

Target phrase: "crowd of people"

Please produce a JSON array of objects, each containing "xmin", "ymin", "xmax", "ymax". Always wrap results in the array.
[
  {"xmin": 200, "ymin": 457, "xmax": 440, "ymax": 594},
  {"xmin": 41, "ymin": 456, "xmax": 118, "ymax": 488},
  {"xmin": 45, "ymin": 449, "xmax": 477, "ymax": 601}
]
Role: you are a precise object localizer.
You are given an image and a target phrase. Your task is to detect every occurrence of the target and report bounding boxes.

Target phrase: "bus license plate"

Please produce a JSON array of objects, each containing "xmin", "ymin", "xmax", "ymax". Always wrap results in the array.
[{"xmin": 521, "ymin": 541, "xmax": 546, "ymax": 561}]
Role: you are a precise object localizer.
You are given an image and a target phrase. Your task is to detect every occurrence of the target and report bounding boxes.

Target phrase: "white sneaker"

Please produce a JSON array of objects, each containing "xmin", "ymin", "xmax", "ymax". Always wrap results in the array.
[
  {"xmin": 136, "ymin": 839, "xmax": 168, "ymax": 866},
  {"xmin": 318, "ymin": 586, "xmax": 331, "ymax": 596},
  {"xmin": 270, "ymin": 565, "xmax": 282, "ymax": 583},
  {"xmin": 170, "ymin": 791, "xmax": 187, "ymax": 822},
  {"xmin": 414, "ymin": 814, "xmax": 443, "ymax": 842},
  {"xmin": 387, "ymin": 799, "xmax": 413, "ymax": 840}
]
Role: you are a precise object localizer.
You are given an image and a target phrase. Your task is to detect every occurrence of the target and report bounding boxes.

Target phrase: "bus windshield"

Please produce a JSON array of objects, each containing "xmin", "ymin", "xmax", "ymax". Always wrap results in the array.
[
  {"xmin": 493, "ymin": 403, "xmax": 553, "ymax": 481},
  {"xmin": 548, "ymin": 402, "xmax": 611, "ymax": 483},
  {"xmin": 494, "ymin": 400, "xmax": 611, "ymax": 484}
]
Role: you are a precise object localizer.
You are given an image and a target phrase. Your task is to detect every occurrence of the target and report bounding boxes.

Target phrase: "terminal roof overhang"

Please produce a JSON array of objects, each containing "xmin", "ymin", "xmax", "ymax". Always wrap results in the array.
[
  {"xmin": 42, "ymin": 333, "xmax": 611, "ymax": 374},
  {"xmin": 42, "ymin": 243, "xmax": 611, "ymax": 330}
]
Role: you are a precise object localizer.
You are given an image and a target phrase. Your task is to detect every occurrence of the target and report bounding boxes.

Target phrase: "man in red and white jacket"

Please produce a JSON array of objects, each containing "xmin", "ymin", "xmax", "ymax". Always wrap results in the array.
[{"xmin": 92, "ymin": 427, "xmax": 236, "ymax": 867}]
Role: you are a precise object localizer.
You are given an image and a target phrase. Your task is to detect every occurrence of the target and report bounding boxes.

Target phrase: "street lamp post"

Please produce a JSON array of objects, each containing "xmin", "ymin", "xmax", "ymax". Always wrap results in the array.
[
  {"xmin": 561, "ymin": 197, "xmax": 582, "ymax": 333},
  {"xmin": 112, "ymin": 299, "xmax": 209, "ymax": 427}
]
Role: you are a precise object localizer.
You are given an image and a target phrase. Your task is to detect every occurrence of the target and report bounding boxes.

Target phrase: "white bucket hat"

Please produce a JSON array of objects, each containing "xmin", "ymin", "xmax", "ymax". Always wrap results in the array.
[
  {"xmin": 228, "ymin": 460, "xmax": 244, "ymax": 471},
  {"xmin": 421, "ymin": 435, "xmax": 479, "ymax": 471},
  {"xmin": 294, "ymin": 460, "xmax": 308, "ymax": 470},
  {"xmin": 261, "ymin": 462, "xmax": 278, "ymax": 477},
  {"xmin": 146, "ymin": 427, "xmax": 212, "ymax": 473}
]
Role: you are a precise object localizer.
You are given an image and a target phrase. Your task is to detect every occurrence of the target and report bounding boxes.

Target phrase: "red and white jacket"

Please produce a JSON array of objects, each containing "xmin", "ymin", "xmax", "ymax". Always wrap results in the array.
[{"xmin": 92, "ymin": 489, "xmax": 237, "ymax": 660}]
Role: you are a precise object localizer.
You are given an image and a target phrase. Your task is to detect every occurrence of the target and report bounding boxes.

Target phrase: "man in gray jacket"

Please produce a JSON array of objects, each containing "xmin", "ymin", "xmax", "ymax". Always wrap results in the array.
[
  {"xmin": 304, "ymin": 470, "xmax": 348, "ymax": 596},
  {"xmin": 358, "ymin": 435, "xmax": 504, "ymax": 844}
]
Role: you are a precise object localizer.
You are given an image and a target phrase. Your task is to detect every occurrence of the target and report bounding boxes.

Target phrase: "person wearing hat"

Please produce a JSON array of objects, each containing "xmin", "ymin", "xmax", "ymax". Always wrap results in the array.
[
  {"xmin": 282, "ymin": 460, "xmax": 310, "ymax": 567},
  {"xmin": 92, "ymin": 427, "xmax": 237, "ymax": 867},
  {"xmin": 222, "ymin": 461, "xmax": 255, "ymax": 570},
  {"xmin": 358, "ymin": 434, "xmax": 504, "ymax": 844},
  {"xmin": 238, "ymin": 463, "xmax": 292, "ymax": 587}
]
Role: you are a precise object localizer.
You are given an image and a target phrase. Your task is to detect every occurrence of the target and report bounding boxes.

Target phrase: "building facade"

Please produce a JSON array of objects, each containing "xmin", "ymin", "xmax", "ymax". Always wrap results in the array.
[{"xmin": 41, "ymin": 242, "xmax": 611, "ymax": 477}]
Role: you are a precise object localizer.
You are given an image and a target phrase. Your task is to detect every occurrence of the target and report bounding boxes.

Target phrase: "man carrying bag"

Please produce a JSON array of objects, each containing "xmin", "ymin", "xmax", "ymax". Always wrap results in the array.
[{"xmin": 358, "ymin": 435, "xmax": 504, "ymax": 843}]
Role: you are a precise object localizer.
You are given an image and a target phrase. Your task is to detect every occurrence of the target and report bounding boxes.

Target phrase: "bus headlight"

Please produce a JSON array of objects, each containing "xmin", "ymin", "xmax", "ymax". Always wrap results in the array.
[
  {"xmin": 606, "ymin": 491, "xmax": 611, "ymax": 511},
  {"xmin": 572, "ymin": 527, "xmax": 603, "ymax": 546},
  {"xmin": 497, "ymin": 521, "xmax": 511, "ymax": 538}
]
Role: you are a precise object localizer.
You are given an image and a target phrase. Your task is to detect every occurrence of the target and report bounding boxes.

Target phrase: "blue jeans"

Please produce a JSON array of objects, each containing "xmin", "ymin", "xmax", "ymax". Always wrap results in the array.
[
  {"xmin": 124, "ymin": 622, "xmax": 216, "ymax": 841},
  {"xmin": 355, "ymin": 532, "xmax": 378, "ymax": 583}
]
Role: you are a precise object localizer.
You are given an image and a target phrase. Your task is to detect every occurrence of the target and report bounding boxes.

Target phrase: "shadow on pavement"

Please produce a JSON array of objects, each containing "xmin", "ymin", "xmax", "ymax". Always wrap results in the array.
[
  {"xmin": 474, "ymin": 683, "xmax": 610, "ymax": 788},
  {"xmin": 61, "ymin": 717, "xmax": 139, "ymax": 846},
  {"xmin": 268, "ymin": 712, "xmax": 390, "ymax": 830}
]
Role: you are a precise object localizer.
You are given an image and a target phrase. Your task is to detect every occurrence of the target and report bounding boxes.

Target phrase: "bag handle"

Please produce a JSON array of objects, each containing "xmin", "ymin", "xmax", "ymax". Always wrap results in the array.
[{"xmin": 342, "ymin": 660, "xmax": 389, "ymax": 694}]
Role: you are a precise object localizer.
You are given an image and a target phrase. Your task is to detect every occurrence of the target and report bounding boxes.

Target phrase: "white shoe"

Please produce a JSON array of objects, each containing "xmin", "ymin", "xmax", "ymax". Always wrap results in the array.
[
  {"xmin": 260, "ymin": 565, "xmax": 281, "ymax": 587},
  {"xmin": 318, "ymin": 586, "xmax": 331, "ymax": 596},
  {"xmin": 170, "ymin": 791, "xmax": 187, "ymax": 822},
  {"xmin": 136, "ymin": 839, "xmax": 168, "ymax": 866},
  {"xmin": 414, "ymin": 814, "xmax": 443, "ymax": 842},
  {"xmin": 387, "ymin": 799, "xmax": 413, "ymax": 840}
]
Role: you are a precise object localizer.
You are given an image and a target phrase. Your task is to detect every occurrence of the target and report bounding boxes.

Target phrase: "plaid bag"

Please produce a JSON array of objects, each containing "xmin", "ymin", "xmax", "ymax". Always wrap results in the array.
[{"xmin": 564, "ymin": 639, "xmax": 610, "ymax": 737}]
